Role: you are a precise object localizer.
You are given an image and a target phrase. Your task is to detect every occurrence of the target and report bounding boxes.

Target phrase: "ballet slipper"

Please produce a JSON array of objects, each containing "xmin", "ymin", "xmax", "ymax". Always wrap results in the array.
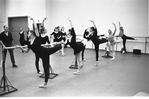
[
  {"xmin": 110, "ymin": 58, "xmax": 115, "ymax": 61},
  {"xmin": 39, "ymin": 83, "xmax": 47, "ymax": 88},
  {"xmin": 73, "ymin": 70, "xmax": 80, "ymax": 75}
]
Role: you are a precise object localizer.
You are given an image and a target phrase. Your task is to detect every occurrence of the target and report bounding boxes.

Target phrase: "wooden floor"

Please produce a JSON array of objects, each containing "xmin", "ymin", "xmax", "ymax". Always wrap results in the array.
[{"xmin": 0, "ymin": 48, "xmax": 149, "ymax": 97}]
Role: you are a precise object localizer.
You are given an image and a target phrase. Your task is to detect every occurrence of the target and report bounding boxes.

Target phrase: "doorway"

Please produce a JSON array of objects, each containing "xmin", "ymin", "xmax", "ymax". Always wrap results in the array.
[{"xmin": 8, "ymin": 16, "xmax": 28, "ymax": 45}]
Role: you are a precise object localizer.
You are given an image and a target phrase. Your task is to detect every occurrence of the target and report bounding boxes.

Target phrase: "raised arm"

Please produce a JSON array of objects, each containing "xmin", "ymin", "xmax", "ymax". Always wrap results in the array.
[
  {"xmin": 67, "ymin": 18, "xmax": 73, "ymax": 28},
  {"xmin": 89, "ymin": 20, "xmax": 97, "ymax": 29},
  {"xmin": 118, "ymin": 22, "xmax": 121, "ymax": 29},
  {"xmin": 41, "ymin": 18, "xmax": 47, "ymax": 27},
  {"xmin": 112, "ymin": 23, "xmax": 117, "ymax": 36},
  {"xmin": 67, "ymin": 18, "xmax": 76, "ymax": 42},
  {"xmin": 28, "ymin": 16, "xmax": 39, "ymax": 37}
]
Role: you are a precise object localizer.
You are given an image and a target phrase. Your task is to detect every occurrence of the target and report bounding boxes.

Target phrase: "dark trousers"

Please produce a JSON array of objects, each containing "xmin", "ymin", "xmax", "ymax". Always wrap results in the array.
[
  {"xmin": 38, "ymin": 44, "xmax": 62, "ymax": 83},
  {"xmin": 82, "ymin": 45, "xmax": 86, "ymax": 60},
  {"xmin": 93, "ymin": 38, "xmax": 108, "ymax": 61},
  {"xmin": 41, "ymin": 56, "xmax": 50, "ymax": 83},
  {"xmin": 2, "ymin": 49, "xmax": 16, "ymax": 65},
  {"xmin": 35, "ymin": 54, "xmax": 40, "ymax": 73},
  {"xmin": 121, "ymin": 35, "xmax": 135, "ymax": 51}
]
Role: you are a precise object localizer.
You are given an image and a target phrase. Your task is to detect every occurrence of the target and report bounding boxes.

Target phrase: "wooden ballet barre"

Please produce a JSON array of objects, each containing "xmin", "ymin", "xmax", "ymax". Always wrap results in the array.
[{"xmin": 115, "ymin": 36, "xmax": 149, "ymax": 53}]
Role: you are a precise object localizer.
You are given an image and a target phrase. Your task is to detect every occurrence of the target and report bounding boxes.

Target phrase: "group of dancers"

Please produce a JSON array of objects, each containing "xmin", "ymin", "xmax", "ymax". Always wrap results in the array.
[{"xmin": 0, "ymin": 16, "xmax": 136, "ymax": 88}]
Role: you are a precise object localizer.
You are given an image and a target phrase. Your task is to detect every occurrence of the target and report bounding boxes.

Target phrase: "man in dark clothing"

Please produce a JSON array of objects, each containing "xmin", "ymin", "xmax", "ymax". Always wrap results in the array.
[{"xmin": 0, "ymin": 25, "xmax": 18, "ymax": 67}]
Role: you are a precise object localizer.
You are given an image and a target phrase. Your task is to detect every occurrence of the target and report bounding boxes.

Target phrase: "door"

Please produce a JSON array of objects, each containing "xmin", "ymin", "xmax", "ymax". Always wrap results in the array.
[{"xmin": 8, "ymin": 16, "xmax": 28, "ymax": 45}]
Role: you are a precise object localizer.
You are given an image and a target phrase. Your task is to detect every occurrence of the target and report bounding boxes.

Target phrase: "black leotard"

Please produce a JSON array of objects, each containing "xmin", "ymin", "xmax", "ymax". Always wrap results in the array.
[
  {"xmin": 51, "ymin": 32, "xmax": 62, "ymax": 42},
  {"xmin": 67, "ymin": 28, "xmax": 84, "ymax": 55},
  {"xmin": 28, "ymin": 37, "xmax": 61, "ymax": 58},
  {"xmin": 40, "ymin": 36, "xmax": 50, "ymax": 44},
  {"xmin": 88, "ymin": 28, "xmax": 107, "ymax": 61}
]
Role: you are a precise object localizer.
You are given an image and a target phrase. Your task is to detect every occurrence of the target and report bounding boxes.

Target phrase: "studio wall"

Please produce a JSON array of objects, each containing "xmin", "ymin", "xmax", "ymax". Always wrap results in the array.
[
  {"xmin": 0, "ymin": 0, "xmax": 5, "ymax": 32},
  {"xmin": 5, "ymin": 0, "xmax": 46, "ymax": 29},
  {"xmin": 46, "ymin": 0, "xmax": 148, "ymax": 37}
]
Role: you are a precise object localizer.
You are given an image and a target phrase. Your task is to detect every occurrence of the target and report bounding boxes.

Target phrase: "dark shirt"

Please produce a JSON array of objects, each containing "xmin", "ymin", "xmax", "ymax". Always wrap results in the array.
[
  {"xmin": 67, "ymin": 28, "xmax": 84, "ymax": 55},
  {"xmin": 40, "ymin": 36, "xmax": 50, "ymax": 44},
  {"xmin": 0, "ymin": 31, "xmax": 13, "ymax": 47},
  {"xmin": 19, "ymin": 31, "xmax": 25, "ymax": 41},
  {"xmin": 28, "ymin": 37, "xmax": 44, "ymax": 58},
  {"xmin": 83, "ymin": 29, "xmax": 90, "ymax": 41},
  {"xmin": 89, "ymin": 28, "xmax": 98, "ymax": 44},
  {"xmin": 67, "ymin": 28, "xmax": 76, "ymax": 50},
  {"xmin": 51, "ymin": 32, "xmax": 62, "ymax": 42}
]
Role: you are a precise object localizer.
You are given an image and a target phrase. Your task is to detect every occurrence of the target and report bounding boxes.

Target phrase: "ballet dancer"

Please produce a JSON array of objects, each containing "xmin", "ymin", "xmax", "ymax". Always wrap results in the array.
[
  {"xmin": 51, "ymin": 26, "xmax": 65, "ymax": 55},
  {"xmin": 38, "ymin": 18, "xmax": 50, "ymax": 72},
  {"xmin": 59, "ymin": 26, "xmax": 66, "ymax": 55},
  {"xmin": 82, "ymin": 28, "xmax": 91, "ymax": 61},
  {"xmin": 117, "ymin": 22, "xmax": 136, "ymax": 54},
  {"xmin": 106, "ymin": 23, "xmax": 117, "ymax": 60},
  {"xmin": 19, "ymin": 28, "xmax": 26, "ymax": 53},
  {"xmin": 18, "ymin": 16, "xmax": 62, "ymax": 88},
  {"xmin": 65, "ymin": 18, "xmax": 86, "ymax": 75},
  {"xmin": 34, "ymin": 18, "xmax": 50, "ymax": 74},
  {"xmin": 88, "ymin": 20, "xmax": 108, "ymax": 66}
]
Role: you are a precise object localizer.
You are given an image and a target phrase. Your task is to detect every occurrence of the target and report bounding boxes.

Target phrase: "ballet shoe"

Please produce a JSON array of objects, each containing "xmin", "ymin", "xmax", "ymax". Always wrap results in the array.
[
  {"xmin": 110, "ymin": 58, "xmax": 115, "ymax": 61},
  {"xmin": 12, "ymin": 64, "xmax": 18, "ymax": 68},
  {"xmin": 82, "ymin": 58, "xmax": 86, "ymax": 61},
  {"xmin": 122, "ymin": 50, "xmax": 125, "ymax": 54},
  {"xmin": 38, "ymin": 71, "xmax": 43, "ymax": 74},
  {"xmin": 39, "ymin": 83, "xmax": 47, "ymax": 88},
  {"xmin": 73, "ymin": 71, "xmax": 80, "ymax": 75},
  {"xmin": 62, "ymin": 53, "xmax": 65, "ymax": 56},
  {"xmin": 95, "ymin": 61, "xmax": 98, "ymax": 67}
]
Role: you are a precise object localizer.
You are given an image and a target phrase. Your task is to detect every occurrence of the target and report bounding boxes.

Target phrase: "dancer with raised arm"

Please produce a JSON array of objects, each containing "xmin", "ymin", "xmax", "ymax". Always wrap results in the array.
[
  {"xmin": 88, "ymin": 20, "xmax": 108, "ymax": 66},
  {"xmin": 118, "ymin": 22, "xmax": 136, "ymax": 54},
  {"xmin": 51, "ymin": 26, "xmax": 65, "ymax": 56},
  {"xmin": 34, "ymin": 18, "xmax": 51, "ymax": 74},
  {"xmin": 107, "ymin": 23, "xmax": 117, "ymax": 60},
  {"xmin": 18, "ymin": 16, "xmax": 62, "ymax": 88},
  {"xmin": 82, "ymin": 28, "xmax": 90, "ymax": 61},
  {"xmin": 66, "ymin": 18, "xmax": 86, "ymax": 75}
]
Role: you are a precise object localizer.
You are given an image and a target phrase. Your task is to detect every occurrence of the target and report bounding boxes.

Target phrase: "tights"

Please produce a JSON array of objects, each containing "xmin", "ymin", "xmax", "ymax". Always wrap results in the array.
[
  {"xmin": 93, "ymin": 39, "xmax": 107, "ymax": 61},
  {"xmin": 121, "ymin": 34, "xmax": 135, "ymax": 51},
  {"xmin": 28, "ymin": 37, "xmax": 62, "ymax": 83}
]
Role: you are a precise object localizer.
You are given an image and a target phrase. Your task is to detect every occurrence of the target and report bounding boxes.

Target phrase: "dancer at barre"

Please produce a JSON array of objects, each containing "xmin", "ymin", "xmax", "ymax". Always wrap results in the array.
[
  {"xmin": 18, "ymin": 16, "xmax": 62, "ymax": 88},
  {"xmin": 34, "ymin": 18, "xmax": 50, "ymax": 74},
  {"xmin": 82, "ymin": 28, "xmax": 91, "ymax": 61},
  {"xmin": 51, "ymin": 26, "xmax": 65, "ymax": 56},
  {"xmin": 117, "ymin": 22, "xmax": 136, "ymax": 54},
  {"xmin": 88, "ymin": 20, "xmax": 108, "ymax": 66},
  {"xmin": 65, "ymin": 18, "xmax": 86, "ymax": 75},
  {"xmin": 106, "ymin": 23, "xmax": 117, "ymax": 61}
]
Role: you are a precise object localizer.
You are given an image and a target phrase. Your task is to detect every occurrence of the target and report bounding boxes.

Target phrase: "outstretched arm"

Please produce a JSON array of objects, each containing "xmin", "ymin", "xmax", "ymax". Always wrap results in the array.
[
  {"xmin": 89, "ymin": 20, "xmax": 97, "ymax": 29},
  {"xmin": 17, "ymin": 45, "xmax": 30, "ymax": 53},
  {"xmin": 41, "ymin": 18, "xmax": 47, "ymax": 27},
  {"xmin": 112, "ymin": 23, "xmax": 117, "ymax": 36},
  {"xmin": 28, "ymin": 16, "xmax": 39, "ymax": 37},
  {"xmin": 67, "ymin": 18, "xmax": 76, "ymax": 42},
  {"xmin": 67, "ymin": 18, "xmax": 73, "ymax": 28},
  {"xmin": 0, "ymin": 41, "xmax": 18, "ymax": 50},
  {"xmin": 118, "ymin": 22, "xmax": 121, "ymax": 29}
]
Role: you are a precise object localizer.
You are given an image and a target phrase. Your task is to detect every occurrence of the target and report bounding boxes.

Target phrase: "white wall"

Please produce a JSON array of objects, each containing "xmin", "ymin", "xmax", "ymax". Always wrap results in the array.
[
  {"xmin": 46, "ymin": 0, "xmax": 148, "ymax": 37},
  {"xmin": 5, "ymin": 0, "xmax": 46, "ymax": 29},
  {"xmin": 46, "ymin": 0, "xmax": 148, "ymax": 53},
  {"xmin": 148, "ymin": 0, "xmax": 149, "ymax": 36},
  {"xmin": 0, "ymin": 0, "xmax": 6, "ymax": 32}
]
